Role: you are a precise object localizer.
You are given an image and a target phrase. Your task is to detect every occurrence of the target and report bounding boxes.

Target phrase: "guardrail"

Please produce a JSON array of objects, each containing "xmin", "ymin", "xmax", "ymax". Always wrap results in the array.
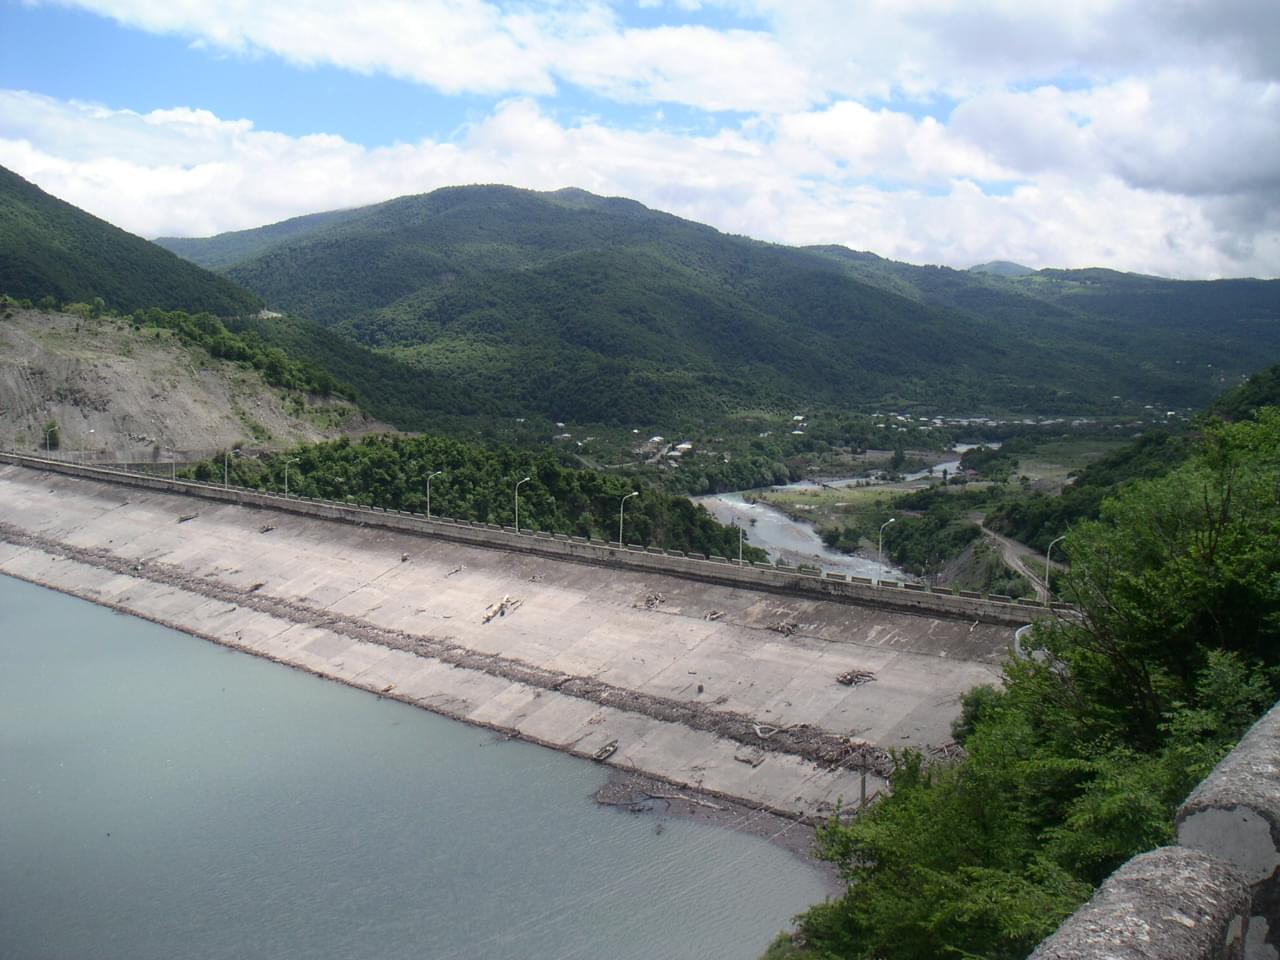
[
  {"xmin": 1032, "ymin": 697, "xmax": 1280, "ymax": 959},
  {"xmin": 0, "ymin": 451, "xmax": 1063, "ymax": 626}
]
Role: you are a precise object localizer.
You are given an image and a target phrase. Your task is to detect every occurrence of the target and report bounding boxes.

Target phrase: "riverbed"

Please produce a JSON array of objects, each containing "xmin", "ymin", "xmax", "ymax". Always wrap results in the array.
[{"xmin": 0, "ymin": 574, "xmax": 834, "ymax": 960}]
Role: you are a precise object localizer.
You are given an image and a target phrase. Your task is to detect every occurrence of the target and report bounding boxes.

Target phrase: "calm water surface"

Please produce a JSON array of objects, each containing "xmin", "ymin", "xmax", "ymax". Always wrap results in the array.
[{"xmin": 0, "ymin": 575, "xmax": 830, "ymax": 960}]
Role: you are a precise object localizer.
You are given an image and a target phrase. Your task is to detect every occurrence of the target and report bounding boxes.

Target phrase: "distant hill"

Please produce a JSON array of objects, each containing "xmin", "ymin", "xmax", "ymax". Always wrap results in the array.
[
  {"xmin": 155, "ymin": 186, "xmax": 1280, "ymax": 424},
  {"xmin": 0, "ymin": 166, "xmax": 261, "ymax": 316},
  {"xmin": 968, "ymin": 260, "xmax": 1036, "ymax": 278}
]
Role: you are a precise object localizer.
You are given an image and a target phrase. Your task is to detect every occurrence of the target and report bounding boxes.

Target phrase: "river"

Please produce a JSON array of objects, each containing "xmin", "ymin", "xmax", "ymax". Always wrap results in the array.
[
  {"xmin": 0, "ymin": 575, "xmax": 832, "ymax": 960},
  {"xmin": 694, "ymin": 446, "xmax": 996, "ymax": 580}
]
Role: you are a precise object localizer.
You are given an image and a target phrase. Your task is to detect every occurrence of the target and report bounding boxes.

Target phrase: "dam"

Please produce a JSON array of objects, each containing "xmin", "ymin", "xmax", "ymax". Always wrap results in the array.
[{"xmin": 0, "ymin": 454, "xmax": 1044, "ymax": 818}]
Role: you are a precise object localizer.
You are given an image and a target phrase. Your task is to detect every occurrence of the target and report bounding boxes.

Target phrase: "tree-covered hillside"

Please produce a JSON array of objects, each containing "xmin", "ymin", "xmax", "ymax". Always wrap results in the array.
[
  {"xmin": 158, "ymin": 185, "xmax": 1280, "ymax": 423},
  {"xmin": 0, "ymin": 165, "xmax": 261, "ymax": 316},
  {"xmin": 192, "ymin": 432, "xmax": 766, "ymax": 560},
  {"xmin": 770, "ymin": 406, "xmax": 1280, "ymax": 960}
]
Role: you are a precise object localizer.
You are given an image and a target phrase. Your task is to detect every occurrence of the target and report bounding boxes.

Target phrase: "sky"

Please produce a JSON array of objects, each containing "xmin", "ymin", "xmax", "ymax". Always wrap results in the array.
[{"xmin": 1, "ymin": 0, "xmax": 1278, "ymax": 279}]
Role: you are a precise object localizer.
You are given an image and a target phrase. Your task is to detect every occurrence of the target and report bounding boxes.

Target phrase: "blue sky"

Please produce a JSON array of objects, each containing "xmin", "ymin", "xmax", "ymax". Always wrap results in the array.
[{"xmin": 1, "ymin": 0, "xmax": 1277, "ymax": 278}]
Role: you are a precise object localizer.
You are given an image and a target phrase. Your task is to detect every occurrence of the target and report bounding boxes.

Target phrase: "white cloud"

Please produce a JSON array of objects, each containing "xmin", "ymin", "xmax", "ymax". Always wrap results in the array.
[{"xmin": 3, "ymin": 89, "xmax": 1277, "ymax": 279}]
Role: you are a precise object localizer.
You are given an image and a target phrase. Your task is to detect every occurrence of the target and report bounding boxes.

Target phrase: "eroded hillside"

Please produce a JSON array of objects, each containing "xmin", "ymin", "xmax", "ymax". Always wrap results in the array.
[{"xmin": 0, "ymin": 309, "xmax": 383, "ymax": 460}]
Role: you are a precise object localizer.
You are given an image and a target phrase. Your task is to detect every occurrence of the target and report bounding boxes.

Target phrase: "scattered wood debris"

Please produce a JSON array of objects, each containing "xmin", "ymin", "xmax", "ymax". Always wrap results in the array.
[
  {"xmin": 247, "ymin": 582, "xmax": 265, "ymax": 593},
  {"xmin": 400, "ymin": 553, "xmax": 409, "ymax": 562},
  {"xmin": 772, "ymin": 621, "xmax": 799, "ymax": 636},
  {"xmin": 836, "ymin": 669, "xmax": 877, "ymax": 687},
  {"xmin": 482, "ymin": 595, "xmax": 523, "ymax": 623},
  {"xmin": 446, "ymin": 564, "xmax": 464, "ymax": 577},
  {"xmin": 176, "ymin": 513, "xmax": 197, "ymax": 523},
  {"xmin": 528, "ymin": 573, "xmax": 544, "ymax": 582},
  {"xmin": 928, "ymin": 741, "xmax": 965, "ymax": 761},
  {"xmin": 259, "ymin": 524, "xmax": 275, "ymax": 534},
  {"xmin": 636, "ymin": 592, "xmax": 665, "ymax": 610},
  {"xmin": 704, "ymin": 609, "xmax": 725, "ymax": 621}
]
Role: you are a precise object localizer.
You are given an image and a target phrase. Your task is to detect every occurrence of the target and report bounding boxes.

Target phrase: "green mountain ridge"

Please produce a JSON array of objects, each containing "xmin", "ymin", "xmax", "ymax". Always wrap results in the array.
[
  {"xmin": 155, "ymin": 184, "xmax": 1280, "ymax": 423},
  {"xmin": 0, "ymin": 164, "xmax": 485, "ymax": 433},
  {"xmin": 0, "ymin": 166, "xmax": 261, "ymax": 316}
]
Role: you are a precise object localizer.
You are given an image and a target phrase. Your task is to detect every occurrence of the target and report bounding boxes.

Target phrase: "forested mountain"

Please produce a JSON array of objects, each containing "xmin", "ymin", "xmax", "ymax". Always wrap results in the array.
[
  {"xmin": 157, "ymin": 185, "xmax": 1280, "ymax": 423},
  {"xmin": 0, "ymin": 166, "xmax": 261, "ymax": 316}
]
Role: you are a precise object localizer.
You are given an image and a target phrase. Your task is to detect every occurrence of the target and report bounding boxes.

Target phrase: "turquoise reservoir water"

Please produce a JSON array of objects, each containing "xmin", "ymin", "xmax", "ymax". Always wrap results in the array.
[{"xmin": 0, "ymin": 575, "xmax": 830, "ymax": 960}]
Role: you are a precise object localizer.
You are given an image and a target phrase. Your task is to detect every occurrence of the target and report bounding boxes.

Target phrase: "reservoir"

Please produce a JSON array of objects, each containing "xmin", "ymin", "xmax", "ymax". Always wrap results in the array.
[{"xmin": 0, "ymin": 574, "xmax": 832, "ymax": 960}]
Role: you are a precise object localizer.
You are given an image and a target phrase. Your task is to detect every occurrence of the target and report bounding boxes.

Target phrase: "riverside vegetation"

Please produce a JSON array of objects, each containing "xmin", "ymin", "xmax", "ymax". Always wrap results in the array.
[{"xmin": 765, "ymin": 403, "xmax": 1280, "ymax": 959}]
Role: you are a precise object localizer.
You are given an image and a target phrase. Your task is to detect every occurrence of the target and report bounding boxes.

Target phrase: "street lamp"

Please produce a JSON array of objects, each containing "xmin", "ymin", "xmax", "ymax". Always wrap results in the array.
[
  {"xmin": 619, "ymin": 491, "xmax": 639, "ymax": 545},
  {"xmin": 82, "ymin": 428, "xmax": 95, "ymax": 465},
  {"xmin": 426, "ymin": 470, "xmax": 443, "ymax": 518},
  {"xmin": 1045, "ymin": 535, "xmax": 1067, "ymax": 604},
  {"xmin": 735, "ymin": 521, "xmax": 744, "ymax": 565},
  {"xmin": 514, "ymin": 476, "xmax": 531, "ymax": 532},
  {"xmin": 878, "ymin": 518, "xmax": 896, "ymax": 584},
  {"xmin": 223, "ymin": 450, "xmax": 230, "ymax": 489},
  {"xmin": 44, "ymin": 426, "xmax": 56, "ymax": 456},
  {"xmin": 283, "ymin": 457, "xmax": 299, "ymax": 497}
]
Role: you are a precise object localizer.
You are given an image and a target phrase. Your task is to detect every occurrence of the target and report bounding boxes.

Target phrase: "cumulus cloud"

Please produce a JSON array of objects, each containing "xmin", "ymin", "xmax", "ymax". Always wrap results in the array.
[
  {"xmin": 6, "ymin": 2, "xmax": 1279, "ymax": 277},
  {"xmin": 3, "ymin": 89, "xmax": 1277, "ymax": 278}
]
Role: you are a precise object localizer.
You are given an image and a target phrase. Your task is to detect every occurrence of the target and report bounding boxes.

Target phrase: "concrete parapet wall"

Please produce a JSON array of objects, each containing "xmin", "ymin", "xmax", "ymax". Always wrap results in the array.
[
  {"xmin": 1030, "ymin": 847, "xmax": 1248, "ymax": 960},
  {"xmin": 0, "ymin": 452, "xmax": 1051, "ymax": 626},
  {"xmin": 1178, "ymin": 701, "xmax": 1280, "ymax": 959},
  {"xmin": 1035, "ymin": 699, "xmax": 1280, "ymax": 958}
]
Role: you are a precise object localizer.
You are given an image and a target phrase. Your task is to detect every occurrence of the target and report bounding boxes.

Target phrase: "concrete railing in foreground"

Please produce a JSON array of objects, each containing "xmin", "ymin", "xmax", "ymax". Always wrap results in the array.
[
  {"xmin": 0, "ymin": 451, "xmax": 1057, "ymax": 626},
  {"xmin": 1033, "ymin": 698, "xmax": 1280, "ymax": 959}
]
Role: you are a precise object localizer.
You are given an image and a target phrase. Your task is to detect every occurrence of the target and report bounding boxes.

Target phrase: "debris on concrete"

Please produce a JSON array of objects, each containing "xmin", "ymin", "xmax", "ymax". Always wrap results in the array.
[
  {"xmin": 177, "ymin": 513, "xmax": 197, "ymax": 523},
  {"xmin": 482, "ymin": 595, "xmax": 522, "ymax": 623},
  {"xmin": 836, "ymin": 669, "xmax": 877, "ymax": 687},
  {"xmin": 259, "ymin": 524, "xmax": 275, "ymax": 534},
  {"xmin": 401, "ymin": 552, "xmax": 409, "ymax": 562},
  {"xmin": 446, "ymin": 564, "xmax": 464, "ymax": 577},
  {"xmin": 773, "ymin": 621, "xmax": 799, "ymax": 636},
  {"xmin": 734, "ymin": 747, "xmax": 767, "ymax": 767},
  {"xmin": 636, "ymin": 592, "xmax": 666, "ymax": 610},
  {"xmin": 704, "ymin": 609, "xmax": 725, "ymax": 621}
]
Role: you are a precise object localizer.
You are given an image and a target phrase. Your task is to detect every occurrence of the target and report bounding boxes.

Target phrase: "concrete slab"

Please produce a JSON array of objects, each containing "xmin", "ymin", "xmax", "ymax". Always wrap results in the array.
[{"xmin": 0, "ymin": 466, "xmax": 1019, "ymax": 818}]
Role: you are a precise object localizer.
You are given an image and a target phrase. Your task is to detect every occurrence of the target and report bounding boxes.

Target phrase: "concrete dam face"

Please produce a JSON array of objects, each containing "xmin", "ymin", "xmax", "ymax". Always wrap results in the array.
[{"xmin": 0, "ymin": 459, "xmax": 1022, "ymax": 818}]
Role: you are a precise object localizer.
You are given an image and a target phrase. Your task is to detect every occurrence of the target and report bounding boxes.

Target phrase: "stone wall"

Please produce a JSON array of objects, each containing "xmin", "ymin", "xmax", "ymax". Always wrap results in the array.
[
  {"xmin": 0, "ymin": 451, "xmax": 1055, "ymax": 626},
  {"xmin": 1033, "ymin": 699, "xmax": 1280, "ymax": 959}
]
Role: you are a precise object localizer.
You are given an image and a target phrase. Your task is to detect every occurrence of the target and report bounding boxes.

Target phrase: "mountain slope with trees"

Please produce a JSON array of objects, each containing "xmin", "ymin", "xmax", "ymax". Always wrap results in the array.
[
  {"xmin": 0, "ymin": 166, "xmax": 261, "ymax": 316},
  {"xmin": 157, "ymin": 185, "xmax": 1280, "ymax": 424}
]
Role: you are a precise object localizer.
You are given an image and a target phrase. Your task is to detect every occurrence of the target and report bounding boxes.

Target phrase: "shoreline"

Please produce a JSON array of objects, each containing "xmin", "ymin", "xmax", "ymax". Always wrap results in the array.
[{"xmin": 1, "ymin": 560, "xmax": 846, "ymax": 886}]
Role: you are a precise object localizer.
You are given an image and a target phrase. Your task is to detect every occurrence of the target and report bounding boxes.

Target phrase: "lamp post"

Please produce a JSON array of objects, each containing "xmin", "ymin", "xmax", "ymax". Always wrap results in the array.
[
  {"xmin": 514, "ymin": 476, "xmax": 531, "ymax": 532},
  {"xmin": 1045, "ymin": 535, "xmax": 1067, "ymax": 604},
  {"xmin": 619, "ymin": 491, "xmax": 639, "ymax": 545},
  {"xmin": 878, "ymin": 517, "xmax": 896, "ymax": 584},
  {"xmin": 82, "ymin": 428, "xmax": 94, "ymax": 465},
  {"xmin": 736, "ymin": 522, "xmax": 744, "ymax": 565},
  {"xmin": 426, "ymin": 470, "xmax": 443, "ymax": 518},
  {"xmin": 170, "ymin": 447, "xmax": 176, "ymax": 480},
  {"xmin": 283, "ymin": 457, "xmax": 299, "ymax": 497},
  {"xmin": 223, "ymin": 450, "xmax": 229, "ymax": 489},
  {"xmin": 45, "ymin": 426, "xmax": 56, "ymax": 456}
]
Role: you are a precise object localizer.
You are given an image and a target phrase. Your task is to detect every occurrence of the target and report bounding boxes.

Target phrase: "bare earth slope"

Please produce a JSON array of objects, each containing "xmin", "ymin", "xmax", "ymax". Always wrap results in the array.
[{"xmin": 0, "ymin": 308, "xmax": 381, "ymax": 459}]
